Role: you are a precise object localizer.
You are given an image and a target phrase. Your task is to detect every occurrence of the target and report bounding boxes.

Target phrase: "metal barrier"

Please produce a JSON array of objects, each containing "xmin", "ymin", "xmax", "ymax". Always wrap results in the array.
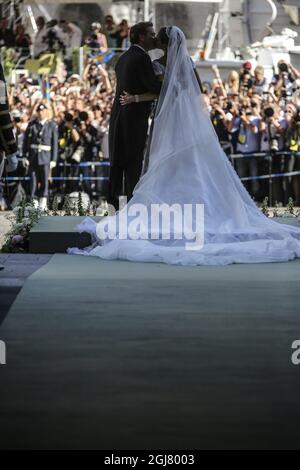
[
  {"xmin": 1, "ymin": 152, "xmax": 300, "ymax": 204},
  {"xmin": 228, "ymin": 150, "xmax": 300, "ymax": 204}
]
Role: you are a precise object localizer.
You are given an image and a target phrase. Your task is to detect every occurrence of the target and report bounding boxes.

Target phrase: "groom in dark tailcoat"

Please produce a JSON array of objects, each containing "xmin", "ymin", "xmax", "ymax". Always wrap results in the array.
[{"xmin": 108, "ymin": 22, "xmax": 162, "ymax": 209}]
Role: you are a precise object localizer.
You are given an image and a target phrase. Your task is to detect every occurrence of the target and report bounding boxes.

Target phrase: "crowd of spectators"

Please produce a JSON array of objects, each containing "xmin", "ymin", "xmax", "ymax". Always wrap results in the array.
[
  {"xmin": 1, "ymin": 11, "xmax": 300, "ymax": 207},
  {"xmin": 3, "ymin": 57, "xmax": 300, "ymax": 208},
  {"xmin": 204, "ymin": 60, "xmax": 300, "ymax": 205},
  {"xmin": 0, "ymin": 13, "xmax": 131, "ymax": 65},
  {"xmin": 1, "ymin": 61, "xmax": 114, "ymax": 209},
  {"xmin": 0, "ymin": 13, "xmax": 129, "ymax": 208}
]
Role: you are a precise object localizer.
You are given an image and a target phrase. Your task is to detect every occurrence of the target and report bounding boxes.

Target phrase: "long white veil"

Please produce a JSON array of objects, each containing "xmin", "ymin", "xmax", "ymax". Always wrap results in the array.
[{"xmin": 69, "ymin": 26, "xmax": 300, "ymax": 265}]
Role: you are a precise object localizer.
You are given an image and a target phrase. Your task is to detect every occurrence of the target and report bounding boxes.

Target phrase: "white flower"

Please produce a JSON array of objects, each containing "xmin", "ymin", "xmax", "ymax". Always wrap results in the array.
[
  {"xmin": 22, "ymin": 218, "xmax": 31, "ymax": 225},
  {"xmin": 12, "ymin": 206, "xmax": 22, "ymax": 214}
]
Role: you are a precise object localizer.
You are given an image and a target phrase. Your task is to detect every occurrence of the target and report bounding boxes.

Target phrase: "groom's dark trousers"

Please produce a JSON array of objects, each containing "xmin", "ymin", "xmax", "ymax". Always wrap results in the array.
[{"xmin": 108, "ymin": 45, "xmax": 161, "ymax": 209}]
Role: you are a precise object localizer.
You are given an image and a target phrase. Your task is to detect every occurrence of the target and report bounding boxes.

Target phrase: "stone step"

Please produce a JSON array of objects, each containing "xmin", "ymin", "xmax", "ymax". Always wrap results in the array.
[{"xmin": 29, "ymin": 216, "xmax": 102, "ymax": 254}]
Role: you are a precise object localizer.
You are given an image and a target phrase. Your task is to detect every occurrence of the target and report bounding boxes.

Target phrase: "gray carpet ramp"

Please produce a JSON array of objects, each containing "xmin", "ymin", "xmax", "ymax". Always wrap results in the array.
[{"xmin": 0, "ymin": 254, "xmax": 300, "ymax": 449}]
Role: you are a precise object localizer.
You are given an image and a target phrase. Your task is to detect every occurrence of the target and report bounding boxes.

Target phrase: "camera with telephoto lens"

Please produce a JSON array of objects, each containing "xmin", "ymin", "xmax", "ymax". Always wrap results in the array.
[
  {"xmin": 263, "ymin": 107, "xmax": 280, "ymax": 152},
  {"xmin": 278, "ymin": 62, "xmax": 289, "ymax": 73},
  {"xmin": 64, "ymin": 112, "xmax": 73, "ymax": 123},
  {"xmin": 43, "ymin": 20, "xmax": 66, "ymax": 54},
  {"xmin": 264, "ymin": 107, "xmax": 275, "ymax": 118},
  {"xmin": 225, "ymin": 101, "xmax": 233, "ymax": 112},
  {"xmin": 294, "ymin": 110, "xmax": 300, "ymax": 124},
  {"xmin": 270, "ymin": 136, "xmax": 279, "ymax": 153}
]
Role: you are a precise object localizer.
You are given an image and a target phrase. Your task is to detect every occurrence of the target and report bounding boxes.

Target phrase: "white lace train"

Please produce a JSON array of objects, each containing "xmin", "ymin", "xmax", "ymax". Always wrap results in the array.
[
  {"xmin": 68, "ymin": 27, "xmax": 300, "ymax": 266},
  {"xmin": 68, "ymin": 143, "xmax": 300, "ymax": 266}
]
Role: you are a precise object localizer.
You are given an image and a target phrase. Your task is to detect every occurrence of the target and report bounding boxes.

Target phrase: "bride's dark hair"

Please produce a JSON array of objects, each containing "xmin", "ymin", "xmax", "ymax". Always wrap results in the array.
[{"xmin": 157, "ymin": 27, "xmax": 170, "ymax": 46}]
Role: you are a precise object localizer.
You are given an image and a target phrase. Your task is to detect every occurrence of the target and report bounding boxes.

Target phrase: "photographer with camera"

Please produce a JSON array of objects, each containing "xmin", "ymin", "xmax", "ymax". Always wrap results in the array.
[
  {"xmin": 88, "ymin": 22, "xmax": 107, "ymax": 51},
  {"xmin": 225, "ymin": 101, "xmax": 241, "ymax": 154},
  {"xmin": 60, "ymin": 20, "xmax": 82, "ymax": 49},
  {"xmin": 0, "ymin": 16, "xmax": 14, "ymax": 48},
  {"xmin": 44, "ymin": 19, "xmax": 66, "ymax": 55},
  {"xmin": 211, "ymin": 97, "xmax": 229, "ymax": 137},
  {"xmin": 252, "ymin": 65, "xmax": 269, "ymax": 97},
  {"xmin": 211, "ymin": 97, "xmax": 236, "ymax": 155},
  {"xmin": 286, "ymin": 108, "xmax": 300, "ymax": 205},
  {"xmin": 76, "ymin": 110, "xmax": 101, "ymax": 198},
  {"xmin": 259, "ymin": 104, "xmax": 288, "ymax": 204},
  {"xmin": 235, "ymin": 101, "xmax": 261, "ymax": 198},
  {"xmin": 109, "ymin": 19, "xmax": 129, "ymax": 49},
  {"xmin": 60, "ymin": 19, "xmax": 82, "ymax": 72},
  {"xmin": 33, "ymin": 17, "xmax": 66, "ymax": 59},
  {"xmin": 57, "ymin": 111, "xmax": 80, "ymax": 195},
  {"xmin": 239, "ymin": 62, "xmax": 254, "ymax": 97},
  {"xmin": 83, "ymin": 60, "xmax": 112, "ymax": 94},
  {"xmin": 270, "ymin": 60, "xmax": 298, "ymax": 103},
  {"xmin": 32, "ymin": 16, "xmax": 48, "ymax": 58}
]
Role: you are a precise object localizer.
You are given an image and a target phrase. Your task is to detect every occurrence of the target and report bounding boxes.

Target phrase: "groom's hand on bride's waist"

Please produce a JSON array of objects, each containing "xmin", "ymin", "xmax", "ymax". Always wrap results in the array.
[{"xmin": 120, "ymin": 91, "xmax": 136, "ymax": 106}]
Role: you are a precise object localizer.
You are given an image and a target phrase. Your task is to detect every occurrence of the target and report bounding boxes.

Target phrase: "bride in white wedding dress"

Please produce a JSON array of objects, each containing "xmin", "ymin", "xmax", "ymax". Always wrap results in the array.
[{"xmin": 68, "ymin": 26, "xmax": 300, "ymax": 266}]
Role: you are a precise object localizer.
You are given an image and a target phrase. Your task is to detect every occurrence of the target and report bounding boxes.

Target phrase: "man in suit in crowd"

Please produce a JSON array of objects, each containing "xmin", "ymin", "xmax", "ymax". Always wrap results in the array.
[{"xmin": 108, "ymin": 21, "xmax": 161, "ymax": 209}]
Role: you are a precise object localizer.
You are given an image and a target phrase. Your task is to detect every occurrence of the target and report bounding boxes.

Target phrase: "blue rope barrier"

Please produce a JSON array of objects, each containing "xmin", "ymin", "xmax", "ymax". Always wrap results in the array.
[
  {"xmin": 230, "ymin": 151, "xmax": 300, "ymax": 160},
  {"xmin": 0, "ymin": 176, "xmax": 31, "ymax": 181},
  {"xmin": 0, "ymin": 176, "xmax": 109, "ymax": 181},
  {"xmin": 57, "ymin": 161, "xmax": 110, "ymax": 167},
  {"xmin": 1, "ymin": 172, "xmax": 298, "ymax": 183},
  {"xmin": 51, "ymin": 176, "xmax": 109, "ymax": 181},
  {"xmin": 1, "ymin": 152, "xmax": 300, "ymax": 183},
  {"xmin": 241, "ymin": 170, "xmax": 300, "ymax": 181}
]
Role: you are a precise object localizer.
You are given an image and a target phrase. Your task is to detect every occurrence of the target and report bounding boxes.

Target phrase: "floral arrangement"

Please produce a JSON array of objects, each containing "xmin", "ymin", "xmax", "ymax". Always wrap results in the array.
[
  {"xmin": 1, "ymin": 194, "xmax": 108, "ymax": 253},
  {"xmin": 1, "ymin": 200, "xmax": 44, "ymax": 253},
  {"xmin": 260, "ymin": 197, "xmax": 300, "ymax": 218}
]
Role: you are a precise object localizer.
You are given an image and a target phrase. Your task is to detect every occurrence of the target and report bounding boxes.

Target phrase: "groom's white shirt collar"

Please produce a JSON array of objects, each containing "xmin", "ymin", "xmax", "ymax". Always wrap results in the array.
[{"xmin": 132, "ymin": 44, "xmax": 146, "ymax": 53}]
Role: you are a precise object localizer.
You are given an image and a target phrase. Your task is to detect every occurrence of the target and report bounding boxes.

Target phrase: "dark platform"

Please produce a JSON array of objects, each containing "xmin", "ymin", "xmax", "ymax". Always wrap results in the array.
[
  {"xmin": 29, "ymin": 216, "xmax": 102, "ymax": 253},
  {"xmin": 28, "ymin": 215, "xmax": 300, "ymax": 254}
]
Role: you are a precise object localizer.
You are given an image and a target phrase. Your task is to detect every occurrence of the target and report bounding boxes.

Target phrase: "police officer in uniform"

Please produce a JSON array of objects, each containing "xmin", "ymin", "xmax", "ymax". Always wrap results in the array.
[
  {"xmin": 23, "ymin": 103, "xmax": 58, "ymax": 209},
  {"xmin": 0, "ymin": 62, "xmax": 18, "ymax": 270}
]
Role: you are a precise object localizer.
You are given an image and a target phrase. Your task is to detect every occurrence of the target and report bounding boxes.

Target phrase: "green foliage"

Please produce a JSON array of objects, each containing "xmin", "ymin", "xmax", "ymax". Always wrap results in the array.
[
  {"xmin": 286, "ymin": 197, "xmax": 296, "ymax": 216},
  {"xmin": 77, "ymin": 192, "xmax": 85, "ymax": 216},
  {"xmin": 261, "ymin": 197, "xmax": 269, "ymax": 217},
  {"xmin": 52, "ymin": 195, "xmax": 60, "ymax": 216},
  {"xmin": 2, "ymin": 48, "xmax": 15, "ymax": 82},
  {"xmin": 63, "ymin": 195, "xmax": 73, "ymax": 216},
  {"xmin": 273, "ymin": 201, "xmax": 279, "ymax": 217},
  {"xmin": 1, "ymin": 199, "xmax": 44, "ymax": 253}
]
